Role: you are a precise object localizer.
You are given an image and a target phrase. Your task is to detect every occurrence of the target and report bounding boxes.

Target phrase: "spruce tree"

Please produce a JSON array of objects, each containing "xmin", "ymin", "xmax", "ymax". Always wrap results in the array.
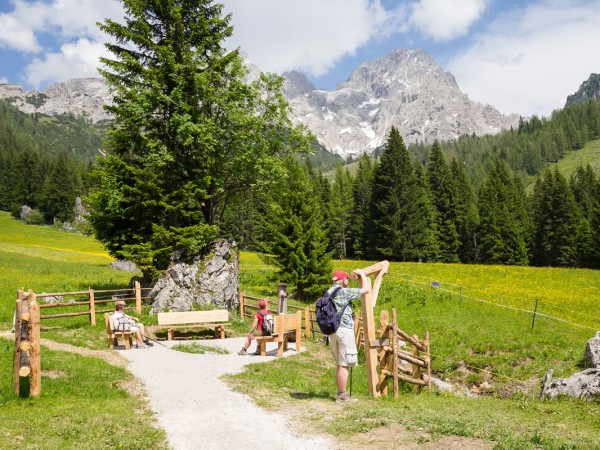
[
  {"xmin": 449, "ymin": 157, "xmax": 479, "ymax": 262},
  {"xmin": 328, "ymin": 164, "xmax": 353, "ymax": 259},
  {"xmin": 40, "ymin": 150, "xmax": 84, "ymax": 223},
  {"xmin": 478, "ymin": 159, "xmax": 528, "ymax": 265},
  {"xmin": 87, "ymin": 0, "xmax": 310, "ymax": 277},
  {"xmin": 369, "ymin": 127, "xmax": 437, "ymax": 261},
  {"xmin": 260, "ymin": 157, "xmax": 332, "ymax": 300},
  {"xmin": 427, "ymin": 142, "xmax": 459, "ymax": 262},
  {"xmin": 530, "ymin": 168, "xmax": 579, "ymax": 266},
  {"xmin": 349, "ymin": 153, "xmax": 374, "ymax": 259}
]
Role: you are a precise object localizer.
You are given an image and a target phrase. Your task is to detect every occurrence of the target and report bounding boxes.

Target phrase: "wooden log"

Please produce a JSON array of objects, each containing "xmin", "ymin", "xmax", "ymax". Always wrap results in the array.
[
  {"xmin": 19, "ymin": 366, "xmax": 31, "ymax": 377},
  {"xmin": 392, "ymin": 308, "xmax": 399, "ymax": 398},
  {"xmin": 397, "ymin": 350, "xmax": 427, "ymax": 367},
  {"xmin": 397, "ymin": 373, "xmax": 427, "ymax": 386},
  {"xmin": 19, "ymin": 341, "xmax": 31, "ymax": 352},
  {"xmin": 135, "ymin": 281, "xmax": 142, "ymax": 314},
  {"xmin": 239, "ymin": 292, "xmax": 245, "ymax": 319},
  {"xmin": 304, "ymin": 307, "xmax": 311, "ymax": 338},
  {"xmin": 411, "ymin": 334, "xmax": 421, "ymax": 393},
  {"xmin": 425, "ymin": 331, "xmax": 432, "ymax": 391},
  {"xmin": 14, "ymin": 293, "xmax": 23, "ymax": 395},
  {"xmin": 20, "ymin": 312, "xmax": 30, "ymax": 322},
  {"xmin": 397, "ymin": 328, "xmax": 425, "ymax": 351},
  {"xmin": 89, "ymin": 289, "xmax": 96, "ymax": 326},
  {"xmin": 29, "ymin": 292, "xmax": 41, "ymax": 397}
]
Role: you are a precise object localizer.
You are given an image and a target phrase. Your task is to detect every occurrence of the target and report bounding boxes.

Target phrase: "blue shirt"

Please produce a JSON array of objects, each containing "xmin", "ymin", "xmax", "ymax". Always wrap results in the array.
[{"xmin": 329, "ymin": 285, "xmax": 362, "ymax": 329}]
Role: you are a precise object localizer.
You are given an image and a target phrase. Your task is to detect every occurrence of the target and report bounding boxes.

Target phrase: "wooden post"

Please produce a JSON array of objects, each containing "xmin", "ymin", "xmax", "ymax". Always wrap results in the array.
[
  {"xmin": 135, "ymin": 281, "xmax": 142, "ymax": 314},
  {"xmin": 392, "ymin": 308, "xmax": 399, "ymax": 398},
  {"xmin": 411, "ymin": 334, "xmax": 421, "ymax": 393},
  {"xmin": 29, "ymin": 291, "xmax": 41, "ymax": 397},
  {"xmin": 13, "ymin": 290, "xmax": 23, "ymax": 395},
  {"xmin": 425, "ymin": 331, "xmax": 432, "ymax": 391},
  {"xmin": 89, "ymin": 288, "xmax": 96, "ymax": 326},
  {"xmin": 377, "ymin": 310, "xmax": 390, "ymax": 396},
  {"xmin": 277, "ymin": 283, "xmax": 287, "ymax": 314},
  {"xmin": 239, "ymin": 292, "xmax": 245, "ymax": 319},
  {"xmin": 304, "ymin": 307, "xmax": 311, "ymax": 338},
  {"xmin": 360, "ymin": 260, "xmax": 389, "ymax": 397}
]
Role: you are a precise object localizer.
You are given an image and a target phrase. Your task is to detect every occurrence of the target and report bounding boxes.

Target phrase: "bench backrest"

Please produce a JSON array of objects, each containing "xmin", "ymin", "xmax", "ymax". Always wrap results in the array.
[
  {"xmin": 274, "ymin": 311, "xmax": 301, "ymax": 334},
  {"xmin": 157, "ymin": 310, "xmax": 229, "ymax": 326},
  {"xmin": 105, "ymin": 313, "xmax": 117, "ymax": 334}
]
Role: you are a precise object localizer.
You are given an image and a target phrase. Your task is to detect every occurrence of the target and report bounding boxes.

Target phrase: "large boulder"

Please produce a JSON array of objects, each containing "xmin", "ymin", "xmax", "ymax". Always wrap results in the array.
[
  {"xmin": 540, "ymin": 368, "xmax": 600, "ymax": 401},
  {"xmin": 584, "ymin": 331, "xmax": 600, "ymax": 368},
  {"xmin": 149, "ymin": 239, "xmax": 239, "ymax": 313}
]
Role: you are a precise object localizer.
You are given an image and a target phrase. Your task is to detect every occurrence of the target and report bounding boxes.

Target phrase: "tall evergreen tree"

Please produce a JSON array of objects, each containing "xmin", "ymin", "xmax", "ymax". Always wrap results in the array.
[
  {"xmin": 260, "ymin": 157, "xmax": 332, "ymax": 300},
  {"xmin": 328, "ymin": 164, "xmax": 354, "ymax": 259},
  {"xmin": 87, "ymin": 0, "xmax": 310, "ymax": 277},
  {"xmin": 40, "ymin": 150, "xmax": 84, "ymax": 223},
  {"xmin": 570, "ymin": 165, "xmax": 600, "ymax": 267},
  {"xmin": 427, "ymin": 142, "xmax": 459, "ymax": 262},
  {"xmin": 530, "ymin": 168, "xmax": 579, "ymax": 266},
  {"xmin": 478, "ymin": 159, "xmax": 529, "ymax": 265},
  {"xmin": 349, "ymin": 153, "xmax": 374, "ymax": 259},
  {"xmin": 449, "ymin": 157, "xmax": 479, "ymax": 262},
  {"xmin": 369, "ymin": 127, "xmax": 437, "ymax": 261}
]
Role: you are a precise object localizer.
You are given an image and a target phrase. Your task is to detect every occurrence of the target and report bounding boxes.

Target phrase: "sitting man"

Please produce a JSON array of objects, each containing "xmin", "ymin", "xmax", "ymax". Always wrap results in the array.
[
  {"xmin": 112, "ymin": 300, "xmax": 151, "ymax": 349},
  {"xmin": 238, "ymin": 299, "xmax": 271, "ymax": 355}
]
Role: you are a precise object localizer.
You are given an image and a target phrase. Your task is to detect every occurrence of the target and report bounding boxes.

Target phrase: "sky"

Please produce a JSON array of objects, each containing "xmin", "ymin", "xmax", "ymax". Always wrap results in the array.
[{"xmin": 1, "ymin": 0, "xmax": 600, "ymax": 117}]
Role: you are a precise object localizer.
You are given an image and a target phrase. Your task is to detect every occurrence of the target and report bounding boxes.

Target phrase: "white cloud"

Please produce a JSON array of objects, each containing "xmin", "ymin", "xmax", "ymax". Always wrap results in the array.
[
  {"xmin": 409, "ymin": 0, "xmax": 488, "ymax": 41},
  {"xmin": 25, "ymin": 38, "xmax": 107, "ymax": 87},
  {"xmin": 222, "ymin": 0, "xmax": 396, "ymax": 76},
  {"xmin": 447, "ymin": 1, "xmax": 600, "ymax": 117}
]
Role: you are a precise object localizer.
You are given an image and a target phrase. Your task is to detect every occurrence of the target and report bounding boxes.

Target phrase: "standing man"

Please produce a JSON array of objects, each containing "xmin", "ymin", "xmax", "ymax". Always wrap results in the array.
[{"xmin": 329, "ymin": 269, "xmax": 371, "ymax": 403}]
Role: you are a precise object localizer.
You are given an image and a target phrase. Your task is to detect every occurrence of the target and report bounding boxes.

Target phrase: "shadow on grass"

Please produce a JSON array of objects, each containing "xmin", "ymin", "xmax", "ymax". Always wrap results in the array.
[{"xmin": 290, "ymin": 392, "xmax": 331, "ymax": 400}]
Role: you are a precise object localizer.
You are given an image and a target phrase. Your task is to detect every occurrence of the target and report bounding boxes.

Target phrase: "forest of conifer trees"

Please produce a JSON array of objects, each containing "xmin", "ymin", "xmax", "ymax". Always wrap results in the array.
[{"xmin": 1, "ymin": 97, "xmax": 599, "ymax": 271}]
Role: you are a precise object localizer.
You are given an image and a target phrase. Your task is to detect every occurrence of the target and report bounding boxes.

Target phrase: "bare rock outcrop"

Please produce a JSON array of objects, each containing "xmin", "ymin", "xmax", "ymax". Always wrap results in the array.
[
  {"xmin": 540, "ymin": 332, "xmax": 600, "ymax": 400},
  {"xmin": 149, "ymin": 239, "xmax": 238, "ymax": 313}
]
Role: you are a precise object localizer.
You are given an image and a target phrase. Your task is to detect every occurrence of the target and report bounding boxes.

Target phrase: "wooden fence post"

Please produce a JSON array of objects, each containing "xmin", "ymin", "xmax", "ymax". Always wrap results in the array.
[
  {"xmin": 239, "ymin": 292, "xmax": 245, "ymax": 319},
  {"xmin": 304, "ymin": 307, "xmax": 311, "ymax": 338},
  {"xmin": 392, "ymin": 308, "xmax": 399, "ymax": 397},
  {"xmin": 29, "ymin": 291, "xmax": 41, "ymax": 397},
  {"xmin": 13, "ymin": 290, "xmax": 23, "ymax": 395},
  {"xmin": 89, "ymin": 288, "xmax": 96, "ymax": 326},
  {"xmin": 277, "ymin": 283, "xmax": 287, "ymax": 314},
  {"xmin": 135, "ymin": 281, "xmax": 142, "ymax": 314},
  {"xmin": 411, "ymin": 334, "xmax": 421, "ymax": 393}
]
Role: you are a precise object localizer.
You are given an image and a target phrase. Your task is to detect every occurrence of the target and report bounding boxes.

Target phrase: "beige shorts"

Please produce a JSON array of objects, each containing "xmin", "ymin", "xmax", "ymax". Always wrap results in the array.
[{"xmin": 330, "ymin": 326, "xmax": 358, "ymax": 367}]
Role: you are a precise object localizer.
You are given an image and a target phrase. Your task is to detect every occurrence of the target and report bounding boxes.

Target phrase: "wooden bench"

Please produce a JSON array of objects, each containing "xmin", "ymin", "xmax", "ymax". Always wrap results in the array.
[
  {"xmin": 104, "ymin": 313, "xmax": 133, "ymax": 350},
  {"xmin": 157, "ymin": 310, "xmax": 229, "ymax": 340},
  {"xmin": 255, "ymin": 311, "xmax": 302, "ymax": 357}
]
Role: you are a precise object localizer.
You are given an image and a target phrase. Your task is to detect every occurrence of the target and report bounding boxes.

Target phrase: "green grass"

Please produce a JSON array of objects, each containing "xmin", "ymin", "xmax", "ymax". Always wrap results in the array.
[
  {"xmin": 2, "ymin": 210, "xmax": 600, "ymax": 448},
  {"xmin": 171, "ymin": 342, "xmax": 230, "ymax": 354}
]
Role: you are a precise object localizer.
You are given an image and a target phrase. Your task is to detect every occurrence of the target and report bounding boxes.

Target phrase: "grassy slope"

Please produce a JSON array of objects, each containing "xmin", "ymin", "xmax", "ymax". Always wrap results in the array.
[{"xmin": 1, "ymin": 213, "xmax": 599, "ymax": 448}]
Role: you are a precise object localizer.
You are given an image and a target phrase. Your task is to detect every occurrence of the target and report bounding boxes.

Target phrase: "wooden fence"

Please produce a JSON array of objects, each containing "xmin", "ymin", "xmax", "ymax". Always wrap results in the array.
[
  {"xmin": 14, "ymin": 290, "xmax": 41, "ymax": 397},
  {"xmin": 27, "ymin": 281, "xmax": 150, "ymax": 326}
]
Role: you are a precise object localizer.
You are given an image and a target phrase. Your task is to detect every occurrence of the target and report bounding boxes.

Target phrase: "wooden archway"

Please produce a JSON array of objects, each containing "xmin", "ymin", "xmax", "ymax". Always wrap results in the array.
[{"xmin": 359, "ymin": 260, "xmax": 389, "ymax": 396}]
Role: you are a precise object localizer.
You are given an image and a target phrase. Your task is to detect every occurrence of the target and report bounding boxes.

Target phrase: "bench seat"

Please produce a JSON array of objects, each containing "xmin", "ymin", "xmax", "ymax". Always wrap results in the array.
[
  {"xmin": 104, "ymin": 313, "xmax": 133, "ymax": 350},
  {"xmin": 157, "ymin": 310, "xmax": 229, "ymax": 340},
  {"xmin": 254, "ymin": 311, "xmax": 302, "ymax": 357}
]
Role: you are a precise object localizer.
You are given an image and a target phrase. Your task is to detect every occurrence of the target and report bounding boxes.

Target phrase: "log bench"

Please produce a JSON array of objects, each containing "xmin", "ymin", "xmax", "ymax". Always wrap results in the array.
[
  {"xmin": 104, "ymin": 313, "xmax": 133, "ymax": 350},
  {"xmin": 255, "ymin": 311, "xmax": 302, "ymax": 357},
  {"xmin": 157, "ymin": 310, "xmax": 229, "ymax": 340}
]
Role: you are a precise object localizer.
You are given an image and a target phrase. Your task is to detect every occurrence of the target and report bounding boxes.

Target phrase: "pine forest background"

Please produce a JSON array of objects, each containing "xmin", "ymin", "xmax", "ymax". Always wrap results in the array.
[{"xmin": 0, "ymin": 93, "xmax": 599, "ymax": 277}]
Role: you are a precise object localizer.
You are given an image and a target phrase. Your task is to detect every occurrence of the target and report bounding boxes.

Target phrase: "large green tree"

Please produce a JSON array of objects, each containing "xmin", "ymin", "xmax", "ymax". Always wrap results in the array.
[
  {"xmin": 369, "ymin": 127, "xmax": 437, "ymax": 261},
  {"xmin": 87, "ymin": 0, "xmax": 310, "ymax": 277},
  {"xmin": 260, "ymin": 157, "xmax": 332, "ymax": 300}
]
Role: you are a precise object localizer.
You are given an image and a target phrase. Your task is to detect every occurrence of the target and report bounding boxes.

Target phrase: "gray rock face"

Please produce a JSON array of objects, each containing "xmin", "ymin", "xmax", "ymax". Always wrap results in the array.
[
  {"xmin": 584, "ymin": 331, "xmax": 600, "ymax": 368},
  {"xmin": 0, "ymin": 78, "xmax": 113, "ymax": 122},
  {"xmin": 540, "ymin": 368, "xmax": 600, "ymax": 401},
  {"xmin": 284, "ymin": 49, "xmax": 519, "ymax": 157},
  {"xmin": 149, "ymin": 239, "xmax": 239, "ymax": 313},
  {"xmin": 1, "ymin": 48, "xmax": 519, "ymax": 158}
]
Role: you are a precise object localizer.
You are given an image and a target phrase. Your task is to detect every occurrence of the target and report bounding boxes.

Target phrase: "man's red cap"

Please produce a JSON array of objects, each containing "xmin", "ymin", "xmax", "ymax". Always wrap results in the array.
[
  {"xmin": 332, "ymin": 270, "xmax": 350, "ymax": 281},
  {"xmin": 258, "ymin": 299, "xmax": 267, "ymax": 308}
]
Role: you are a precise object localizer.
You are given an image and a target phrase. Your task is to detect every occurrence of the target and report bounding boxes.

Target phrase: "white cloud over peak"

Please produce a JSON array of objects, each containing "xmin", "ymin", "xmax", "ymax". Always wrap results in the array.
[
  {"xmin": 25, "ymin": 38, "xmax": 106, "ymax": 87},
  {"xmin": 447, "ymin": 0, "xmax": 600, "ymax": 116},
  {"xmin": 223, "ymin": 0, "xmax": 396, "ymax": 76},
  {"xmin": 409, "ymin": 0, "xmax": 488, "ymax": 41}
]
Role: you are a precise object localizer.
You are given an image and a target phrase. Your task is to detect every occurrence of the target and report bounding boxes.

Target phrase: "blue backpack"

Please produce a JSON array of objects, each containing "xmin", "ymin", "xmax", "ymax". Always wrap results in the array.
[{"xmin": 315, "ymin": 286, "xmax": 349, "ymax": 335}]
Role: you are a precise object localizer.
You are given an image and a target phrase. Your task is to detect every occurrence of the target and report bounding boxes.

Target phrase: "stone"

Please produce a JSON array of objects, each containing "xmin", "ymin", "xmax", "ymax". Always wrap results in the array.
[
  {"xmin": 149, "ymin": 239, "xmax": 239, "ymax": 313},
  {"xmin": 110, "ymin": 260, "xmax": 140, "ymax": 273},
  {"xmin": 584, "ymin": 331, "xmax": 600, "ymax": 368},
  {"xmin": 540, "ymin": 368, "xmax": 600, "ymax": 401}
]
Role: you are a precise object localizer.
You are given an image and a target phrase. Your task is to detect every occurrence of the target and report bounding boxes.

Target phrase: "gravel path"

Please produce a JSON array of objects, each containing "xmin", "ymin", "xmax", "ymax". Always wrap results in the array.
[{"xmin": 119, "ymin": 337, "xmax": 335, "ymax": 450}]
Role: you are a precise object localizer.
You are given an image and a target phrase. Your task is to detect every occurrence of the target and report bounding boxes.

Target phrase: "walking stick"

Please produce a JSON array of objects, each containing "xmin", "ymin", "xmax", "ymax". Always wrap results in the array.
[{"xmin": 350, "ymin": 366, "xmax": 353, "ymax": 397}]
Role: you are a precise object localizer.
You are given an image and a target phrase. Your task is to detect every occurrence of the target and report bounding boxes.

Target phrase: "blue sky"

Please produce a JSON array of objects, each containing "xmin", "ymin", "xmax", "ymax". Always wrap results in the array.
[{"xmin": 1, "ymin": 0, "xmax": 600, "ymax": 117}]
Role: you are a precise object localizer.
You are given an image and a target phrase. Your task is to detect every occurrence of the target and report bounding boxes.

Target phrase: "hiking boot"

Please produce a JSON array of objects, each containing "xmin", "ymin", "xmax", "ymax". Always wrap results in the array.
[
  {"xmin": 336, "ymin": 392, "xmax": 358, "ymax": 404},
  {"xmin": 137, "ymin": 343, "xmax": 149, "ymax": 349},
  {"xmin": 238, "ymin": 348, "xmax": 247, "ymax": 355},
  {"xmin": 253, "ymin": 348, "xmax": 262, "ymax": 356},
  {"xmin": 144, "ymin": 340, "xmax": 154, "ymax": 346}
]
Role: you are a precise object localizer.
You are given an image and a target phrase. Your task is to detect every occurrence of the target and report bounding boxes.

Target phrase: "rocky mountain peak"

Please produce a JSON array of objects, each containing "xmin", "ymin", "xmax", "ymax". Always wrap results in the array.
[{"xmin": 565, "ymin": 73, "xmax": 600, "ymax": 107}]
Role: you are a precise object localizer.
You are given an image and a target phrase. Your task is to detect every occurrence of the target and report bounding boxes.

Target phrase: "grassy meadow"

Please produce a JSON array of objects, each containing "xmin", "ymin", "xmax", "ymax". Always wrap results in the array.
[{"xmin": 1, "ymin": 211, "xmax": 599, "ymax": 449}]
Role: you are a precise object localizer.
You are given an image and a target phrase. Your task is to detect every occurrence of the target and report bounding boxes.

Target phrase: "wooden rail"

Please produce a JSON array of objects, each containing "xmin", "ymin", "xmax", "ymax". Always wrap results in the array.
[{"xmin": 24, "ymin": 281, "xmax": 150, "ymax": 326}]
